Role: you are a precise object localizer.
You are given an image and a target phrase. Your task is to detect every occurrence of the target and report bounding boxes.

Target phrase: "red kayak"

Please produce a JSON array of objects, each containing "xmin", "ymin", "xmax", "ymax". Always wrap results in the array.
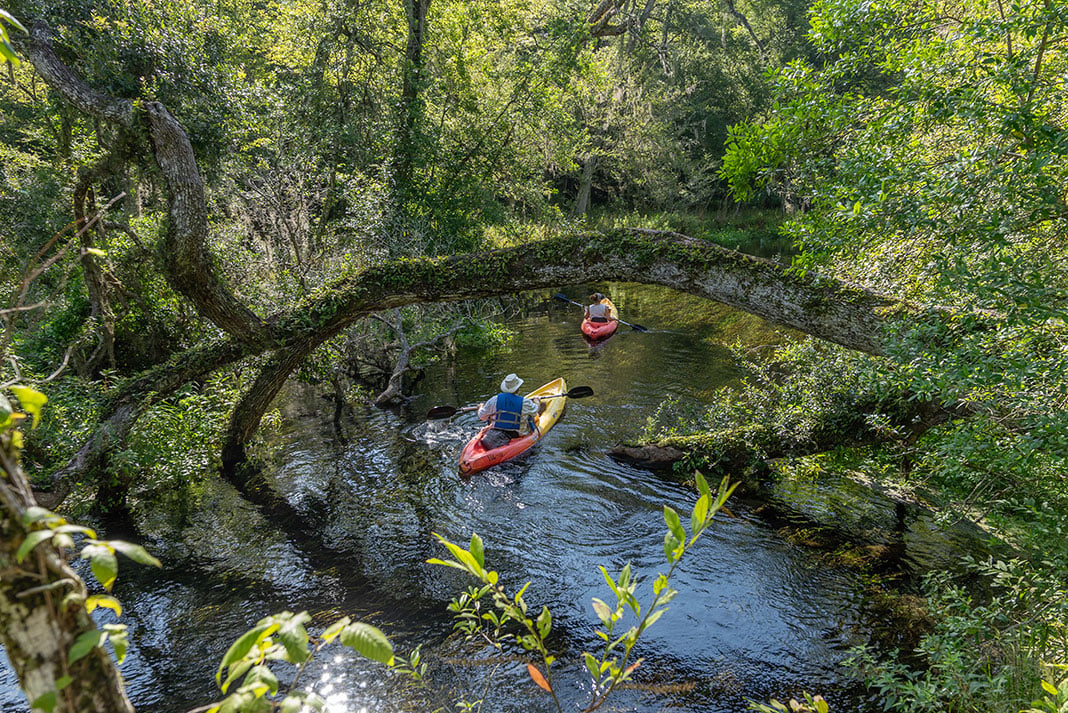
[
  {"xmin": 580, "ymin": 297, "xmax": 619, "ymax": 341},
  {"xmin": 459, "ymin": 378, "xmax": 567, "ymax": 475}
]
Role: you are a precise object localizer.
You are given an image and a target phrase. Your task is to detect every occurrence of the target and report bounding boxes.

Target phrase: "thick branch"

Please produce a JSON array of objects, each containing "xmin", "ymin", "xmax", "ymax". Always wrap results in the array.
[
  {"xmin": 51, "ymin": 229, "xmax": 918, "ymax": 493},
  {"xmin": 24, "ymin": 23, "xmax": 134, "ymax": 127},
  {"xmin": 25, "ymin": 21, "xmax": 271, "ymax": 346},
  {"xmin": 721, "ymin": 0, "xmax": 766, "ymax": 59},
  {"xmin": 220, "ymin": 338, "xmax": 333, "ymax": 474}
]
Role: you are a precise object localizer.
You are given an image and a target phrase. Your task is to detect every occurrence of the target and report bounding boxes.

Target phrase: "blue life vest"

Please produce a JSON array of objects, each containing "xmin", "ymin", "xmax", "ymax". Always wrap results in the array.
[{"xmin": 492, "ymin": 391, "xmax": 524, "ymax": 431}]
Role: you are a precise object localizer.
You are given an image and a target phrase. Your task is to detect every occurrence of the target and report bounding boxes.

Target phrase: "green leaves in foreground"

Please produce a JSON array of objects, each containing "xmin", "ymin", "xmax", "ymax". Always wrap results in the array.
[
  {"xmin": 582, "ymin": 473, "xmax": 736, "ymax": 709},
  {"xmin": 208, "ymin": 611, "xmax": 393, "ymax": 713},
  {"xmin": 427, "ymin": 474, "xmax": 737, "ymax": 711},
  {"xmin": 17, "ymin": 506, "xmax": 160, "ymax": 591},
  {"xmin": 0, "ymin": 9, "xmax": 25, "ymax": 67}
]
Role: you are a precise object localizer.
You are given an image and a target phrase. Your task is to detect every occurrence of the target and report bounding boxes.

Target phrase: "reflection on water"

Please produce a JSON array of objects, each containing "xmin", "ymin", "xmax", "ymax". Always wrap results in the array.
[{"xmin": 2, "ymin": 285, "xmax": 896, "ymax": 713}]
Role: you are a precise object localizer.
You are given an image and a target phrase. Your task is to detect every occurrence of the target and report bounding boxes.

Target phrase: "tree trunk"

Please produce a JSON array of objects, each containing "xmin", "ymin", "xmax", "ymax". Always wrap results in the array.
[
  {"xmin": 73, "ymin": 179, "xmax": 117, "ymax": 376},
  {"xmin": 0, "ymin": 441, "xmax": 135, "ymax": 713},
  {"xmin": 572, "ymin": 154, "xmax": 597, "ymax": 217},
  {"xmin": 393, "ymin": 0, "xmax": 431, "ymax": 207},
  {"xmin": 24, "ymin": 22, "xmax": 271, "ymax": 347}
]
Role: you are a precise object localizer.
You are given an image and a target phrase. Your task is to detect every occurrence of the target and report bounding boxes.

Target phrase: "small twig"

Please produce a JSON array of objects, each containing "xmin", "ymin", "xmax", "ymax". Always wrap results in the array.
[
  {"xmin": 15, "ymin": 578, "xmax": 76, "ymax": 598},
  {"xmin": 42, "ymin": 344, "xmax": 75, "ymax": 383},
  {"xmin": 0, "ymin": 302, "xmax": 47, "ymax": 317}
]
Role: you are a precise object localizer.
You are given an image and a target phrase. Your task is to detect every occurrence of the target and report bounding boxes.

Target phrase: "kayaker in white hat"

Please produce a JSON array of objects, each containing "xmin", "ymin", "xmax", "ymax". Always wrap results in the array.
[{"xmin": 477, "ymin": 373, "xmax": 539, "ymax": 450}]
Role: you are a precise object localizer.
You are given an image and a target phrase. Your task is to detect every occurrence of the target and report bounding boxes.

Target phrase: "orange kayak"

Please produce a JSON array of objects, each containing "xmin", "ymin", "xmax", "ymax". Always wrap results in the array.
[
  {"xmin": 459, "ymin": 378, "xmax": 567, "ymax": 475},
  {"xmin": 580, "ymin": 297, "xmax": 619, "ymax": 341}
]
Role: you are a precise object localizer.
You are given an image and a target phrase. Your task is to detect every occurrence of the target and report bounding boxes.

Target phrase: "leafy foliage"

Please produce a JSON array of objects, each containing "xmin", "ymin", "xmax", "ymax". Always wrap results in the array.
[
  {"xmin": 429, "ymin": 473, "xmax": 736, "ymax": 712},
  {"xmin": 847, "ymin": 558, "xmax": 1068, "ymax": 713}
]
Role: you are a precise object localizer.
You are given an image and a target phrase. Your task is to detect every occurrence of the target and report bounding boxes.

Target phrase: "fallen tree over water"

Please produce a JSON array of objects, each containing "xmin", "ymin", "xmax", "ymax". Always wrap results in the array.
[{"xmin": 20, "ymin": 20, "xmax": 943, "ymax": 507}]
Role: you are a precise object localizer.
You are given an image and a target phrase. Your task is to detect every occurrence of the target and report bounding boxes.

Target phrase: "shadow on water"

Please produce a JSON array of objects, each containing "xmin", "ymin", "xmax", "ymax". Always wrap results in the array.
[{"xmin": 0, "ymin": 284, "xmax": 990, "ymax": 712}]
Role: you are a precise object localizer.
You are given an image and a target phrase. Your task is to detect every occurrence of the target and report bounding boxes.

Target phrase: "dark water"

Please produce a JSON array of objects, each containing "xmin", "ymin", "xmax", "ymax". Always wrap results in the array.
[{"xmin": 2, "ymin": 284, "xmax": 904, "ymax": 712}]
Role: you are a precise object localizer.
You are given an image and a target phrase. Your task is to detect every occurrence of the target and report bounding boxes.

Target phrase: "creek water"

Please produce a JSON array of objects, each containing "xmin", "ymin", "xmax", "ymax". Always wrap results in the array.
[{"xmin": 2, "ymin": 284, "xmax": 935, "ymax": 712}]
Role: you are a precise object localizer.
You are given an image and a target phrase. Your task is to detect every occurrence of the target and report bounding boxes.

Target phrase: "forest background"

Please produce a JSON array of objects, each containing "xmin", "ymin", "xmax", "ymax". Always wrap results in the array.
[{"xmin": 1, "ymin": 0, "xmax": 1067, "ymax": 711}]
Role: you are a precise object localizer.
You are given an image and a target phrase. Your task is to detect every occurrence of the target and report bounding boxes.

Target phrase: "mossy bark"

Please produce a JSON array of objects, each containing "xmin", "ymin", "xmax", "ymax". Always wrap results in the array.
[{"xmin": 0, "ymin": 440, "xmax": 134, "ymax": 713}]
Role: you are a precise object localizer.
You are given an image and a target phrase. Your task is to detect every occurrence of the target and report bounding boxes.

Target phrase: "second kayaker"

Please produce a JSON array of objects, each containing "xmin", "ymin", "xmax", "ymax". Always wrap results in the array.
[
  {"xmin": 477, "ymin": 373, "xmax": 538, "ymax": 449},
  {"xmin": 585, "ymin": 292, "xmax": 615, "ymax": 324}
]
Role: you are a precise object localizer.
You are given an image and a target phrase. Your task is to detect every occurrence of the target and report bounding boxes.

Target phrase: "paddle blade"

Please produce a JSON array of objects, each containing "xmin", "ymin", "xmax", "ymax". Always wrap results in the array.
[
  {"xmin": 566, "ymin": 386, "xmax": 595, "ymax": 398},
  {"xmin": 426, "ymin": 405, "xmax": 459, "ymax": 420},
  {"xmin": 553, "ymin": 293, "xmax": 569, "ymax": 301},
  {"xmin": 628, "ymin": 323, "xmax": 650, "ymax": 333}
]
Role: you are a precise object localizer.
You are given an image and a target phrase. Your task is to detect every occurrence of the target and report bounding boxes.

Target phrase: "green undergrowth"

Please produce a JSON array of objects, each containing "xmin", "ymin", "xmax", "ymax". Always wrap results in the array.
[
  {"xmin": 479, "ymin": 209, "xmax": 791, "ymax": 258},
  {"xmin": 640, "ymin": 338, "xmax": 910, "ymax": 471},
  {"xmin": 21, "ymin": 376, "xmax": 109, "ymax": 483},
  {"xmin": 641, "ymin": 337, "xmax": 1068, "ymax": 713}
]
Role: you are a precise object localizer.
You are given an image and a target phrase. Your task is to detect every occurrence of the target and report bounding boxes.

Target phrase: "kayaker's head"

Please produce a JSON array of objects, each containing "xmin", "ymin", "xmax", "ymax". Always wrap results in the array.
[
  {"xmin": 500, "ymin": 373, "xmax": 524, "ymax": 393},
  {"xmin": 589, "ymin": 292, "xmax": 605, "ymax": 302}
]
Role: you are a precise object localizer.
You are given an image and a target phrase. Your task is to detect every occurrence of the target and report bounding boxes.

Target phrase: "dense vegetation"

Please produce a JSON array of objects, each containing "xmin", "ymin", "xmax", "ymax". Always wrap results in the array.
[{"xmin": 1, "ymin": 0, "xmax": 1066, "ymax": 711}]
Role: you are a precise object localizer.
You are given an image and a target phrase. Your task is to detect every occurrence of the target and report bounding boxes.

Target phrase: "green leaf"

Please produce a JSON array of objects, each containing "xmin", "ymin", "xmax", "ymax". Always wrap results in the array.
[
  {"xmin": 10, "ymin": 386, "xmax": 47, "ymax": 428},
  {"xmin": 663, "ymin": 506, "xmax": 686, "ymax": 543},
  {"xmin": 277, "ymin": 611, "xmax": 311, "ymax": 663},
  {"xmin": 663, "ymin": 532, "xmax": 681, "ymax": 563},
  {"xmin": 218, "ymin": 690, "xmax": 255, "ymax": 713},
  {"xmin": 641, "ymin": 607, "xmax": 666, "ymax": 631},
  {"xmin": 469, "ymin": 533, "xmax": 484, "ymax": 568},
  {"xmin": 22, "ymin": 507, "xmax": 56, "ymax": 526},
  {"xmin": 0, "ymin": 9, "xmax": 27, "ymax": 33},
  {"xmin": 653, "ymin": 573, "xmax": 668, "ymax": 596},
  {"xmin": 30, "ymin": 690, "xmax": 56, "ymax": 713},
  {"xmin": 0, "ymin": 393, "xmax": 12, "ymax": 427},
  {"xmin": 1042, "ymin": 680, "xmax": 1058, "ymax": 696},
  {"xmin": 107, "ymin": 540, "xmax": 162, "ymax": 568},
  {"xmin": 340, "ymin": 622, "xmax": 394, "ymax": 665},
  {"xmin": 304, "ymin": 692, "xmax": 326, "ymax": 711},
  {"xmin": 280, "ymin": 696, "xmax": 303, "ymax": 713},
  {"xmin": 536, "ymin": 605, "xmax": 552, "ymax": 638},
  {"xmin": 221, "ymin": 660, "xmax": 254, "ymax": 694},
  {"xmin": 591, "ymin": 597, "xmax": 613, "ymax": 626},
  {"xmin": 439, "ymin": 538, "xmax": 482, "ymax": 576},
  {"xmin": 425, "ymin": 557, "xmax": 471, "ymax": 574},
  {"xmin": 216, "ymin": 623, "xmax": 274, "ymax": 685},
  {"xmin": 106, "ymin": 625, "xmax": 129, "ymax": 664},
  {"xmin": 54, "ymin": 676, "xmax": 72, "ymax": 691},
  {"xmin": 599, "ymin": 565, "xmax": 621, "ymax": 599},
  {"xmin": 68, "ymin": 629, "xmax": 106, "ymax": 664},
  {"xmin": 81, "ymin": 545, "xmax": 118, "ymax": 591},
  {"xmin": 16, "ymin": 530, "xmax": 54, "ymax": 563},
  {"xmin": 52, "ymin": 524, "xmax": 96, "ymax": 538},
  {"xmin": 52, "ymin": 534, "xmax": 74, "ymax": 552},
  {"xmin": 694, "ymin": 471, "xmax": 711, "ymax": 499},
  {"xmin": 86, "ymin": 594, "xmax": 122, "ymax": 617},
  {"xmin": 584, "ymin": 652, "xmax": 600, "ymax": 682},
  {"xmin": 242, "ymin": 664, "xmax": 279, "ymax": 697},
  {"xmin": 321, "ymin": 616, "xmax": 350, "ymax": 643},
  {"xmin": 690, "ymin": 493, "xmax": 710, "ymax": 535}
]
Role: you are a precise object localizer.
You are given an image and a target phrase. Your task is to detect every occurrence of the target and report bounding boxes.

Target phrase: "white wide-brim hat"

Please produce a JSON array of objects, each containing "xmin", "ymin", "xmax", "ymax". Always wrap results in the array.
[{"xmin": 500, "ymin": 373, "xmax": 524, "ymax": 393}]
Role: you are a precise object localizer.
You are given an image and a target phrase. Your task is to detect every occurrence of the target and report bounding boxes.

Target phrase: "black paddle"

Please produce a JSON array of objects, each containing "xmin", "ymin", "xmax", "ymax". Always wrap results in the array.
[
  {"xmin": 426, "ymin": 385, "xmax": 595, "ymax": 420},
  {"xmin": 552, "ymin": 293, "xmax": 649, "ymax": 333}
]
